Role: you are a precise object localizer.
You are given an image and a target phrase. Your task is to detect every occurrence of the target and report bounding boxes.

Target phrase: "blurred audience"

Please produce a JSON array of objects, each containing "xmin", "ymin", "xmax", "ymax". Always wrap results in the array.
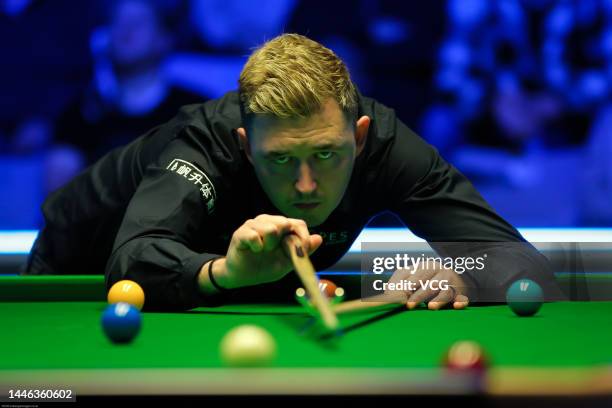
[
  {"xmin": 581, "ymin": 105, "xmax": 612, "ymax": 225},
  {"xmin": 55, "ymin": 0, "xmax": 203, "ymax": 166},
  {"xmin": 0, "ymin": 0, "xmax": 101, "ymax": 207},
  {"xmin": 164, "ymin": 0, "xmax": 298, "ymax": 98},
  {"xmin": 542, "ymin": 0, "xmax": 612, "ymax": 113},
  {"xmin": 2, "ymin": 0, "xmax": 612, "ymax": 228},
  {"xmin": 421, "ymin": 0, "xmax": 611, "ymax": 193},
  {"xmin": 0, "ymin": 0, "xmax": 98, "ymax": 129},
  {"xmin": 561, "ymin": 0, "xmax": 612, "ymax": 225},
  {"xmin": 166, "ymin": 0, "xmax": 374, "ymax": 100}
]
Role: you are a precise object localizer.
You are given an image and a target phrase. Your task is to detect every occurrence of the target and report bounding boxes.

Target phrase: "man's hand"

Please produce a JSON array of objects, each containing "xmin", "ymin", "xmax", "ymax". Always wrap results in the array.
[
  {"xmin": 385, "ymin": 265, "xmax": 471, "ymax": 310},
  {"xmin": 207, "ymin": 214, "xmax": 323, "ymax": 290}
]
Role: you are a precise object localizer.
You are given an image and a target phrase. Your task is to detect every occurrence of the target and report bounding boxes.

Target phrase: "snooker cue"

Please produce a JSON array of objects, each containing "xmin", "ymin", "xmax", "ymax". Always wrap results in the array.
[
  {"xmin": 282, "ymin": 234, "xmax": 339, "ymax": 330},
  {"xmin": 333, "ymin": 294, "xmax": 407, "ymax": 315}
]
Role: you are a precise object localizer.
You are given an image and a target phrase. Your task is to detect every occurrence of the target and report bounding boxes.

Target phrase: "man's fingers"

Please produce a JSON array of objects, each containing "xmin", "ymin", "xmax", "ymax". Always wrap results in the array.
[
  {"xmin": 384, "ymin": 269, "xmax": 415, "ymax": 301},
  {"xmin": 234, "ymin": 226, "xmax": 264, "ymax": 252},
  {"xmin": 245, "ymin": 220, "xmax": 286, "ymax": 252},
  {"xmin": 406, "ymin": 287, "xmax": 437, "ymax": 310},
  {"xmin": 255, "ymin": 223, "xmax": 283, "ymax": 251},
  {"xmin": 307, "ymin": 234, "xmax": 323, "ymax": 255},
  {"xmin": 453, "ymin": 294, "xmax": 469, "ymax": 310},
  {"xmin": 386, "ymin": 269, "xmax": 413, "ymax": 287},
  {"xmin": 251, "ymin": 215, "xmax": 291, "ymax": 234},
  {"xmin": 286, "ymin": 218, "xmax": 312, "ymax": 250},
  {"xmin": 429, "ymin": 289, "xmax": 469, "ymax": 310},
  {"xmin": 427, "ymin": 287, "xmax": 456, "ymax": 310},
  {"xmin": 252, "ymin": 215, "xmax": 314, "ymax": 252},
  {"xmin": 397, "ymin": 267, "xmax": 440, "ymax": 308}
]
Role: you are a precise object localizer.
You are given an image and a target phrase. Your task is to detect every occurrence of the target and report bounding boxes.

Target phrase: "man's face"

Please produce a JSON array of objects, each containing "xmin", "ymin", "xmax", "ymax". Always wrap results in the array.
[
  {"xmin": 109, "ymin": 0, "xmax": 167, "ymax": 68},
  {"xmin": 240, "ymin": 99, "xmax": 368, "ymax": 227}
]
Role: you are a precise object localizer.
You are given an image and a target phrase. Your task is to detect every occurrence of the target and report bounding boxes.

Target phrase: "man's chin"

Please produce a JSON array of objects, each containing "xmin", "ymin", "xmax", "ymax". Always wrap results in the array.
[
  {"xmin": 285, "ymin": 210, "xmax": 328, "ymax": 228},
  {"xmin": 305, "ymin": 218, "xmax": 323, "ymax": 228}
]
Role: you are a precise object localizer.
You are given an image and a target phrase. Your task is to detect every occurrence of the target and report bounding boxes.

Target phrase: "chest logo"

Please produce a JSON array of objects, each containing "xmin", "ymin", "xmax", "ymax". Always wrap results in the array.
[{"xmin": 317, "ymin": 230, "xmax": 350, "ymax": 246}]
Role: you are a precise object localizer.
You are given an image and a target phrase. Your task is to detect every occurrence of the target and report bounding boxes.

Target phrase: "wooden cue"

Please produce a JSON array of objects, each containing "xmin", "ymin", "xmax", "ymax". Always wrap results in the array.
[
  {"xmin": 282, "ymin": 234, "xmax": 339, "ymax": 330},
  {"xmin": 333, "ymin": 294, "xmax": 407, "ymax": 315}
]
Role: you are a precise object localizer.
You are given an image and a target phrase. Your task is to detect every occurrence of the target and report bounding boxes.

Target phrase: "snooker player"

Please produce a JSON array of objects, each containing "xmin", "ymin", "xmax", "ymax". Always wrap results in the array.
[{"xmin": 24, "ymin": 34, "xmax": 560, "ymax": 310}]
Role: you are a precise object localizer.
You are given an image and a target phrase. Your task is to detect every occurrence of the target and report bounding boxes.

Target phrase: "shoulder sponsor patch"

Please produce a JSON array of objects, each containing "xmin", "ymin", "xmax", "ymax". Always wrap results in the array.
[{"xmin": 166, "ymin": 158, "xmax": 216, "ymax": 214}]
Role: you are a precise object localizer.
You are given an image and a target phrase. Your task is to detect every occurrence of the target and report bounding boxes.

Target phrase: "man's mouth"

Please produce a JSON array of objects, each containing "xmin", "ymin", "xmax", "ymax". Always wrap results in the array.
[{"xmin": 294, "ymin": 202, "xmax": 321, "ymax": 210}]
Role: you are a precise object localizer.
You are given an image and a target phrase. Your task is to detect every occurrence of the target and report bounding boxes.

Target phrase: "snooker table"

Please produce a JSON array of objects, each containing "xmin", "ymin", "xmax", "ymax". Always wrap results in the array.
[{"xmin": 0, "ymin": 275, "xmax": 611, "ymax": 405}]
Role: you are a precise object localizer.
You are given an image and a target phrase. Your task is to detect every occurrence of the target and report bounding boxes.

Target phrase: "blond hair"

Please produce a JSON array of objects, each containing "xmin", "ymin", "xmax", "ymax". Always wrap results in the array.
[{"xmin": 239, "ymin": 33, "xmax": 358, "ymax": 126}]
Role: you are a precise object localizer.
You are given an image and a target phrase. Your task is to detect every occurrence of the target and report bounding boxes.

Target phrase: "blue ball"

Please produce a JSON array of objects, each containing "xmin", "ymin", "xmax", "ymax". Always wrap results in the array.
[
  {"xmin": 101, "ymin": 302, "xmax": 142, "ymax": 343},
  {"xmin": 506, "ymin": 279, "xmax": 543, "ymax": 317}
]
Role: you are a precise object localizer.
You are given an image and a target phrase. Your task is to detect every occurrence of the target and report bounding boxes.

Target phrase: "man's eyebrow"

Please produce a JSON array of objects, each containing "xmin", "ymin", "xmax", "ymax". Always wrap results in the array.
[
  {"xmin": 264, "ymin": 140, "xmax": 347, "ymax": 156},
  {"xmin": 264, "ymin": 140, "xmax": 348, "ymax": 156},
  {"xmin": 312, "ymin": 142, "xmax": 346, "ymax": 150},
  {"xmin": 264, "ymin": 150, "xmax": 289, "ymax": 156}
]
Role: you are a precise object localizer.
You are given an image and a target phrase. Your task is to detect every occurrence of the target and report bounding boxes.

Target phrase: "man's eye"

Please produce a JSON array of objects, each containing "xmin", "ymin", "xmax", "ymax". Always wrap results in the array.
[
  {"xmin": 272, "ymin": 156, "xmax": 290, "ymax": 165},
  {"xmin": 316, "ymin": 151, "xmax": 334, "ymax": 160}
]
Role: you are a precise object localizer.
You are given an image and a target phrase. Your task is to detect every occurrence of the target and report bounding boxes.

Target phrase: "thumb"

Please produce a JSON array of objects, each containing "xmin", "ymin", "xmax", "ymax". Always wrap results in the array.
[{"xmin": 307, "ymin": 234, "xmax": 323, "ymax": 255}]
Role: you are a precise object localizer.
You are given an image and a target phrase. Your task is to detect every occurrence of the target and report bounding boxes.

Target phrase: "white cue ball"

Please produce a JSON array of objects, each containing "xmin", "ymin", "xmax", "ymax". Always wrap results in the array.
[{"xmin": 220, "ymin": 325, "xmax": 277, "ymax": 367}]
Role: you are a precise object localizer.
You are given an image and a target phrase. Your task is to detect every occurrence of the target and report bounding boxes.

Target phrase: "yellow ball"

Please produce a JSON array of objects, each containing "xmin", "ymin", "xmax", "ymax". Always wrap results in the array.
[
  {"xmin": 107, "ymin": 280, "xmax": 145, "ymax": 310},
  {"xmin": 220, "ymin": 325, "xmax": 277, "ymax": 367}
]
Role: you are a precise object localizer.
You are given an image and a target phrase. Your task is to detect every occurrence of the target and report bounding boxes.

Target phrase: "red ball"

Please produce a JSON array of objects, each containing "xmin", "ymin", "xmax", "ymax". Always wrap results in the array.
[
  {"xmin": 318, "ymin": 279, "xmax": 337, "ymax": 298},
  {"xmin": 443, "ymin": 341, "xmax": 488, "ymax": 373}
]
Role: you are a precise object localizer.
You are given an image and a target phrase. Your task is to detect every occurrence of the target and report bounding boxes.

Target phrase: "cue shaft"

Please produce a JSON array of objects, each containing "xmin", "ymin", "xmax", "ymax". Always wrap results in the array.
[
  {"xmin": 333, "ymin": 294, "xmax": 406, "ymax": 315},
  {"xmin": 283, "ymin": 234, "xmax": 339, "ymax": 330}
]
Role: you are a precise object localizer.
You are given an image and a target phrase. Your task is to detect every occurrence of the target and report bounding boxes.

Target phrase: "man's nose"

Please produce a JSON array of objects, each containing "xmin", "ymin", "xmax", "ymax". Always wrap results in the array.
[{"xmin": 295, "ymin": 162, "xmax": 317, "ymax": 194}]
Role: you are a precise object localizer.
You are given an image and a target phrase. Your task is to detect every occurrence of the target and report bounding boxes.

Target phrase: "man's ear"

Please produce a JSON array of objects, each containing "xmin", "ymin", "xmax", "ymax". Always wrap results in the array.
[
  {"xmin": 354, "ymin": 115, "xmax": 370, "ymax": 156},
  {"xmin": 236, "ymin": 127, "xmax": 253, "ymax": 164}
]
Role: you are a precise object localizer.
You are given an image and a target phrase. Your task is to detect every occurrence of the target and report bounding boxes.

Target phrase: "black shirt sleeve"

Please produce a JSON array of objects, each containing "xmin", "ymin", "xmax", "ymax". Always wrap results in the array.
[
  {"xmin": 376, "ymin": 117, "xmax": 562, "ymax": 301},
  {"xmin": 104, "ymin": 126, "xmax": 229, "ymax": 311}
]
